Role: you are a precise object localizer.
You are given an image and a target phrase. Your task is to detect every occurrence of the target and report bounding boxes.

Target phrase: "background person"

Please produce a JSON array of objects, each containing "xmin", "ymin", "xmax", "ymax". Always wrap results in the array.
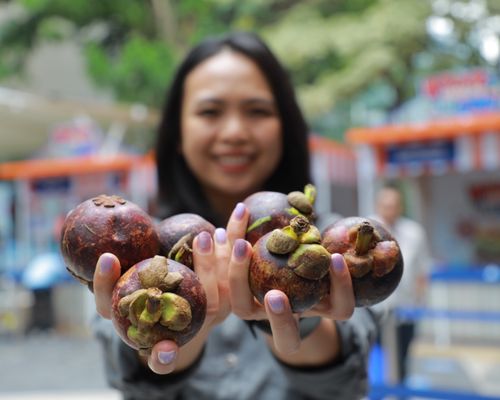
[
  {"xmin": 91, "ymin": 31, "xmax": 381, "ymax": 400},
  {"xmin": 372, "ymin": 183, "xmax": 432, "ymax": 384}
]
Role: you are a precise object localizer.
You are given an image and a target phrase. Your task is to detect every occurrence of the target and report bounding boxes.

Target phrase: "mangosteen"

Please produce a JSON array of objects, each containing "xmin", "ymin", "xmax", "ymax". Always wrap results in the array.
[
  {"xmin": 249, "ymin": 215, "xmax": 331, "ymax": 313},
  {"xmin": 60, "ymin": 194, "xmax": 160, "ymax": 289},
  {"xmin": 321, "ymin": 217, "xmax": 403, "ymax": 307},
  {"xmin": 111, "ymin": 255, "xmax": 207, "ymax": 354},
  {"xmin": 244, "ymin": 184, "xmax": 317, "ymax": 245},
  {"xmin": 157, "ymin": 213, "xmax": 215, "ymax": 269}
]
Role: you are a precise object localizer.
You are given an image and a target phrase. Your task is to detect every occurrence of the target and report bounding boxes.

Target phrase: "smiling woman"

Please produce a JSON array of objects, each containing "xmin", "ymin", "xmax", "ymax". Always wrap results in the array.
[{"xmin": 91, "ymin": 31, "xmax": 379, "ymax": 400}]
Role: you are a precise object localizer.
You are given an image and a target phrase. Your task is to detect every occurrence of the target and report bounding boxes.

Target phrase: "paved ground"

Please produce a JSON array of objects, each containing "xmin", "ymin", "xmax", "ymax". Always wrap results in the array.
[
  {"xmin": 0, "ymin": 391, "xmax": 120, "ymax": 400},
  {"xmin": 0, "ymin": 330, "xmax": 119, "ymax": 399}
]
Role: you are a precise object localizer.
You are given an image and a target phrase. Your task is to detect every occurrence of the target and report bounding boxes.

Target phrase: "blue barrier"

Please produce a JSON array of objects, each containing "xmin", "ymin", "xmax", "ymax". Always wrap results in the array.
[
  {"xmin": 431, "ymin": 265, "xmax": 500, "ymax": 283},
  {"xmin": 369, "ymin": 384, "xmax": 500, "ymax": 400},
  {"xmin": 369, "ymin": 305, "xmax": 500, "ymax": 399},
  {"xmin": 395, "ymin": 307, "xmax": 500, "ymax": 322}
]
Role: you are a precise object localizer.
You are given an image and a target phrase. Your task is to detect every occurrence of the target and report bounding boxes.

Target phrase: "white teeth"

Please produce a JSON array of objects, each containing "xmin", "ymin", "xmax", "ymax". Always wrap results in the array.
[{"xmin": 217, "ymin": 155, "xmax": 251, "ymax": 166}]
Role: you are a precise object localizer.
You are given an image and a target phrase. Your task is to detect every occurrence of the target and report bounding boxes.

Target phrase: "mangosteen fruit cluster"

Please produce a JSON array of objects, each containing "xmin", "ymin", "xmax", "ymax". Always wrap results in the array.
[
  {"xmin": 59, "ymin": 194, "xmax": 210, "ymax": 347},
  {"xmin": 245, "ymin": 185, "xmax": 404, "ymax": 311}
]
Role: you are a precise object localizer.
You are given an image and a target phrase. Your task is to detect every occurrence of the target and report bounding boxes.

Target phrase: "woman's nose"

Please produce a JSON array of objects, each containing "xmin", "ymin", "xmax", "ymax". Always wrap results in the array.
[{"xmin": 219, "ymin": 114, "xmax": 250, "ymax": 141}]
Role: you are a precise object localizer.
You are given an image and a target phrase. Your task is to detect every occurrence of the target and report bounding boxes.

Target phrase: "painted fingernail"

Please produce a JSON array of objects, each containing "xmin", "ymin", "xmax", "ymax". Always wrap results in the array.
[
  {"xmin": 268, "ymin": 293, "xmax": 285, "ymax": 314},
  {"xmin": 215, "ymin": 228, "xmax": 227, "ymax": 245},
  {"xmin": 98, "ymin": 254, "xmax": 114, "ymax": 274},
  {"xmin": 158, "ymin": 350, "xmax": 176, "ymax": 365},
  {"xmin": 331, "ymin": 253, "xmax": 345, "ymax": 274},
  {"xmin": 197, "ymin": 231, "xmax": 212, "ymax": 253},
  {"xmin": 233, "ymin": 202, "xmax": 246, "ymax": 220},
  {"xmin": 233, "ymin": 239, "xmax": 247, "ymax": 260}
]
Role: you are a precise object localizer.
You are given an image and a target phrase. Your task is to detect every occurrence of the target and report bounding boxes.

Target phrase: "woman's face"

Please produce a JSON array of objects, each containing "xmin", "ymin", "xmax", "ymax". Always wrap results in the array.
[{"xmin": 180, "ymin": 50, "xmax": 283, "ymax": 203}]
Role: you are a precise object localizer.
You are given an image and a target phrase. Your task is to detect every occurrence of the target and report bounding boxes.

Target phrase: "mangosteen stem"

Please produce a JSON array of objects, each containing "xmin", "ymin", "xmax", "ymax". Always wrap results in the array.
[
  {"xmin": 290, "ymin": 215, "xmax": 310, "ymax": 235},
  {"xmin": 355, "ymin": 222, "xmax": 375, "ymax": 255}
]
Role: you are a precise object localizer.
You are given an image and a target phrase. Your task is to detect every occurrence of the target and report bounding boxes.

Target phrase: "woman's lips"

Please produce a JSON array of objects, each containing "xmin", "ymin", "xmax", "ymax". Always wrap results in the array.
[{"xmin": 215, "ymin": 154, "xmax": 253, "ymax": 173}]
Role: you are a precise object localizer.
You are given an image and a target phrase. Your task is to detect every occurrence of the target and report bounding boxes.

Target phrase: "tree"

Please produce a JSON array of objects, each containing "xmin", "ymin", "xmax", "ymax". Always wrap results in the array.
[{"xmin": 0, "ymin": 0, "xmax": 497, "ymax": 141}]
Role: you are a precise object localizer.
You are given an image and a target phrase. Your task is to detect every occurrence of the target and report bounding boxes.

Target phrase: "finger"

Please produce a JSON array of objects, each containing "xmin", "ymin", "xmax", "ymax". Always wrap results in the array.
[
  {"xmin": 192, "ymin": 231, "xmax": 219, "ymax": 320},
  {"xmin": 264, "ymin": 290, "xmax": 300, "ymax": 354},
  {"xmin": 328, "ymin": 253, "xmax": 355, "ymax": 320},
  {"xmin": 226, "ymin": 202, "xmax": 249, "ymax": 245},
  {"xmin": 228, "ymin": 239, "xmax": 264, "ymax": 319},
  {"xmin": 213, "ymin": 228, "xmax": 230, "ymax": 282},
  {"xmin": 93, "ymin": 253, "xmax": 121, "ymax": 319},
  {"xmin": 147, "ymin": 340, "xmax": 179, "ymax": 374}
]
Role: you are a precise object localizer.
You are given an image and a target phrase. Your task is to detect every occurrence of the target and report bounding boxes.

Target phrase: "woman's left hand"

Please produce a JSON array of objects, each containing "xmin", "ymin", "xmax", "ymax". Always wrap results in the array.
[{"xmin": 226, "ymin": 204, "xmax": 355, "ymax": 356}]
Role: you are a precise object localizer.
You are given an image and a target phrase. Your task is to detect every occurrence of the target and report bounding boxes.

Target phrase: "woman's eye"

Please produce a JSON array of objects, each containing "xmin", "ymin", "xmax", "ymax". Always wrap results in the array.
[
  {"xmin": 198, "ymin": 109, "xmax": 220, "ymax": 117},
  {"xmin": 248, "ymin": 108, "xmax": 274, "ymax": 117}
]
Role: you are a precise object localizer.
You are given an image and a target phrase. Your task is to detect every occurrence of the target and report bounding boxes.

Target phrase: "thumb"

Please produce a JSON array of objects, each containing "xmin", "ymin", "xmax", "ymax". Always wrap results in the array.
[{"xmin": 93, "ymin": 253, "xmax": 121, "ymax": 318}]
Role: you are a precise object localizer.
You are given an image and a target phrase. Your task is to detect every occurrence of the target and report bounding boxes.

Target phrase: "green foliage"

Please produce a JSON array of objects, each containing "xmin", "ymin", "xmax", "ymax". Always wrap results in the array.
[
  {"xmin": 263, "ymin": 0, "xmax": 431, "ymax": 119},
  {"xmin": 85, "ymin": 35, "xmax": 175, "ymax": 105}
]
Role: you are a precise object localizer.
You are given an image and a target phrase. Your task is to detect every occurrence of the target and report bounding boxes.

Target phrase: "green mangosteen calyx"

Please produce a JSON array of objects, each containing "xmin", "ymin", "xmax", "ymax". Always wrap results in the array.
[
  {"xmin": 286, "ymin": 184, "xmax": 317, "ymax": 218},
  {"xmin": 266, "ymin": 215, "xmax": 330, "ymax": 281}
]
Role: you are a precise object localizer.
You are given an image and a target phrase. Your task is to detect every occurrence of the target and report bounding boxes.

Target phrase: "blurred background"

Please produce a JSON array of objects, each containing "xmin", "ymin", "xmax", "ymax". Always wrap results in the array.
[{"xmin": 0, "ymin": 0, "xmax": 499, "ymax": 399}]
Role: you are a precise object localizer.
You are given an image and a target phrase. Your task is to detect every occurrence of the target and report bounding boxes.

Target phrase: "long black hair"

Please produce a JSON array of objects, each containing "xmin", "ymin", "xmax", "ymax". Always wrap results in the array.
[{"xmin": 155, "ymin": 31, "xmax": 311, "ymax": 225}]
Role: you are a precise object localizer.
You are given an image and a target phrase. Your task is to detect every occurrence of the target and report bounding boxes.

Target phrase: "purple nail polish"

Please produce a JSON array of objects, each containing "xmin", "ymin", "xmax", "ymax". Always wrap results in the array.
[
  {"xmin": 215, "ymin": 228, "xmax": 227, "ymax": 245},
  {"xmin": 99, "ymin": 254, "xmax": 113, "ymax": 274},
  {"xmin": 234, "ymin": 202, "xmax": 246, "ymax": 220},
  {"xmin": 233, "ymin": 239, "xmax": 247, "ymax": 260},
  {"xmin": 158, "ymin": 350, "xmax": 176, "ymax": 365},
  {"xmin": 331, "ymin": 253, "xmax": 345, "ymax": 273},
  {"xmin": 197, "ymin": 231, "xmax": 212, "ymax": 252},
  {"xmin": 267, "ymin": 293, "xmax": 285, "ymax": 314}
]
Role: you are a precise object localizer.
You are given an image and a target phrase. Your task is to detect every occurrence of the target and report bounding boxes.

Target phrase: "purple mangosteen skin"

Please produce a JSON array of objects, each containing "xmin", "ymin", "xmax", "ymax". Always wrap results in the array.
[
  {"xmin": 321, "ymin": 216, "xmax": 403, "ymax": 307},
  {"xmin": 157, "ymin": 213, "xmax": 215, "ymax": 269},
  {"xmin": 245, "ymin": 191, "xmax": 299, "ymax": 245},
  {"xmin": 60, "ymin": 195, "xmax": 160, "ymax": 286}
]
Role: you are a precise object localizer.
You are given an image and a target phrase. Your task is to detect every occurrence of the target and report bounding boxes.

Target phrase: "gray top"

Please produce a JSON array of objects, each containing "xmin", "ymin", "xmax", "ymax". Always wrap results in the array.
[{"xmin": 93, "ymin": 308, "xmax": 379, "ymax": 400}]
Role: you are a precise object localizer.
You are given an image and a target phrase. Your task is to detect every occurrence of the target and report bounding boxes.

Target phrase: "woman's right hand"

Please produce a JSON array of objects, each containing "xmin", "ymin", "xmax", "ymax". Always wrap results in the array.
[{"xmin": 92, "ymin": 224, "xmax": 234, "ymax": 374}]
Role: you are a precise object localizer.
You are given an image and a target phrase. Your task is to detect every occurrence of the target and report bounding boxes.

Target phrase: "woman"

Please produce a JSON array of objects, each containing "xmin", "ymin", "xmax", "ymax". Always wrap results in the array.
[{"xmin": 92, "ymin": 31, "xmax": 379, "ymax": 399}]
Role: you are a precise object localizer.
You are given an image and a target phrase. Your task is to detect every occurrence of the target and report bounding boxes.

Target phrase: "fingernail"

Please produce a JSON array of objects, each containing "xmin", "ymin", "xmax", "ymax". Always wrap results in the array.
[
  {"xmin": 98, "ymin": 254, "xmax": 114, "ymax": 274},
  {"xmin": 158, "ymin": 350, "xmax": 176, "ymax": 365},
  {"xmin": 197, "ymin": 231, "xmax": 212, "ymax": 253},
  {"xmin": 215, "ymin": 228, "xmax": 227, "ymax": 245},
  {"xmin": 331, "ymin": 253, "xmax": 345, "ymax": 274},
  {"xmin": 233, "ymin": 239, "xmax": 247, "ymax": 260},
  {"xmin": 233, "ymin": 202, "xmax": 246, "ymax": 220},
  {"xmin": 268, "ymin": 293, "xmax": 285, "ymax": 314}
]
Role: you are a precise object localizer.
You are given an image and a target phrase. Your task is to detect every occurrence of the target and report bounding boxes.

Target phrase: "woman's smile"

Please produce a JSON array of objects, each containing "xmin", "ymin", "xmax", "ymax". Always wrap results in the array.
[{"xmin": 213, "ymin": 153, "xmax": 255, "ymax": 173}]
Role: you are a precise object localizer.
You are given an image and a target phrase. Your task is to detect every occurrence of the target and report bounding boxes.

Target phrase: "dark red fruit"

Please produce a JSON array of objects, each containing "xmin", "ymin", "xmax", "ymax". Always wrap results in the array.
[
  {"xmin": 321, "ymin": 217, "xmax": 403, "ymax": 307},
  {"xmin": 111, "ymin": 255, "xmax": 207, "ymax": 353},
  {"xmin": 60, "ymin": 194, "xmax": 160, "ymax": 288},
  {"xmin": 249, "ymin": 215, "xmax": 331, "ymax": 313},
  {"xmin": 157, "ymin": 213, "xmax": 215, "ymax": 269},
  {"xmin": 244, "ymin": 184, "xmax": 317, "ymax": 245}
]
